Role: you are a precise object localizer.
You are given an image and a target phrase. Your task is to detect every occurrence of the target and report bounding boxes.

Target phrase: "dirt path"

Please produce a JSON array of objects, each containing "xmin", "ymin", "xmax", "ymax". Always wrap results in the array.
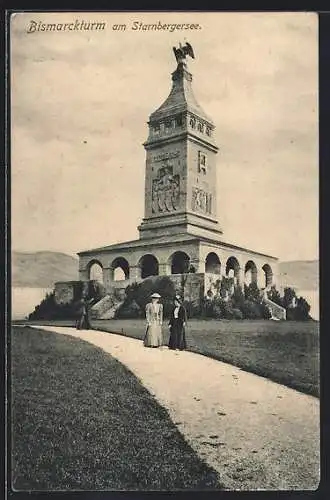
[{"xmin": 31, "ymin": 325, "xmax": 319, "ymax": 490}]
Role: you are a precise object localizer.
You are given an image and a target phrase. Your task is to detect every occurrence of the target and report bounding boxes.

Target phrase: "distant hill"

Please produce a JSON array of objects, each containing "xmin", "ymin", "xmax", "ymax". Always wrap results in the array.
[
  {"xmin": 279, "ymin": 260, "xmax": 319, "ymax": 291},
  {"xmin": 12, "ymin": 251, "xmax": 78, "ymax": 288}
]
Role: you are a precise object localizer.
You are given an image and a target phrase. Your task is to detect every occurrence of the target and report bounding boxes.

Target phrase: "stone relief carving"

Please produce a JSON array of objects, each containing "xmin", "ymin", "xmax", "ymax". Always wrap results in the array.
[
  {"xmin": 152, "ymin": 165, "xmax": 180, "ymax": 213},
  {"xmin": 192, "ymin": 187, "xmax": 212, "ymax": 214}
]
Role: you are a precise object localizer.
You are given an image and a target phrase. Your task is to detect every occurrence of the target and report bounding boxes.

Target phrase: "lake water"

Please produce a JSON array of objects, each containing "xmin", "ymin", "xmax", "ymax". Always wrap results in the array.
[
  {"xmin": 10, "ymin": 287, "xmax": 319, "ymax": 321},
  {"xmin": 11, "ymin": 287, "xmax": 53, "ymax": 320}
]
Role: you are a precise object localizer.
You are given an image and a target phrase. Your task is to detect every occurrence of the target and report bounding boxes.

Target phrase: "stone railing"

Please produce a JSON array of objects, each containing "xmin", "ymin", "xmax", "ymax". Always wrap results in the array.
[
  {"xmin": 264, "ymin": 297, "xmax": 286, "ymax": 320},
  {"xmin": 90, "ymin": 294, "xmax": 123, "ymax": 320}
]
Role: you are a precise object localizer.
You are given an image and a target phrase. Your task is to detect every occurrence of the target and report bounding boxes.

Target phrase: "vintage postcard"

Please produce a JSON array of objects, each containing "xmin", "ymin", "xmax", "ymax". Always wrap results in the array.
[{"xmin": 10, "ymin": 11, "xmax": 319, "ymax": 492}]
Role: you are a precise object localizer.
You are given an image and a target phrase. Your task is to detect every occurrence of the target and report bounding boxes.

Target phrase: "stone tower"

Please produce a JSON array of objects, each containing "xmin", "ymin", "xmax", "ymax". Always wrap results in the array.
[
  {"xmin": 77, "ymin": 43, "xmax": 279, "ymax": 310},
  {"xmin": 138, "ymin": 56, "xmax": 222, "ymax": 241}
]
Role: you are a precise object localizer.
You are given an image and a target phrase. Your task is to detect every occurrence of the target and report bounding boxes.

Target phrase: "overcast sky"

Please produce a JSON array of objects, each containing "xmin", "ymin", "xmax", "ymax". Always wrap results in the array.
[{"xmin": 11, "ymin": 12, "xmax": 318, "ymax": 262}]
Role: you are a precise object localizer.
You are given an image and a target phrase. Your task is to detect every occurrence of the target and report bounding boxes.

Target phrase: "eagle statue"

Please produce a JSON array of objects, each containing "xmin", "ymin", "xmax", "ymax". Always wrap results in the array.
[{"xmin": 173, "ymin": 42, "xmax": 195, "ymax": 64}]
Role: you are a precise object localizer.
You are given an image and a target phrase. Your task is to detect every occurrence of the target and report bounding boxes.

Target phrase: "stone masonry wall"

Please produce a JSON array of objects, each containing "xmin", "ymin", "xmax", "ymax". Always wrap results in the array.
[{"xmin": 54, "ymin": 281, "xmax": 82, "ymax": 305}]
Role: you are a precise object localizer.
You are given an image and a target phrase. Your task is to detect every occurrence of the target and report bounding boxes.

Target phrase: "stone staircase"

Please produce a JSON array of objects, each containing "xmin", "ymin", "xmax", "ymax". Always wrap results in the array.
[
  {"xmin": 264, "ymin": 297, "xmax": 287, "ymax": 321},
  {"xmin": 90, "ymin": 294, "xmax": 124, "ymax": 320}
]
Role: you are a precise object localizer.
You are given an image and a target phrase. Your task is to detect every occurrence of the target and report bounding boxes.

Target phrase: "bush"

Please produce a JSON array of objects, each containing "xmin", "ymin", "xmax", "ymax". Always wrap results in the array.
[
  {"xmin": 28, "ymin": 280, "xmax": 104, "ymax": 321},
  {"xmin": 115, "ymin": 276, "xmax": 176, "ymax": 319},
  {"xmin": 116, "ymin": 300, "xmax": 142, "ymax": 319},
  {"xmin": 260, "ymin": 301, "xmax": 272, "ymax": 320},
  {"xmin": 244, "ymin": 282, "xmax": 263, "ymax": 303},
  {"xmin": 200, "ymin": 297, "xmax": 215, "ymax": 318},
  {"xmin": 285, "ymin": 296, "xmax": 311, "ymax": 321},
  {"xmin": 240, "ymin": 300, "xmax": 261, "ymax": 320},
  {"xmin": 28, "ymin": 292, "xmax": 81, "ymax": 321},
  {"xmin": 233, "ymin": 308, "xmax": 244, "ymax": 320},
  {"xmin": 219, "ymin": 277, "xmax": 235, "ymax": 299},
  {"xmin": 212, "ymin": 304, "xmax": 223, "ymax": 319},
  {"xmin": 232, "ymin": 286, "xmax": 245, "ymax": 309},
  {"xmin": 201, "ymin": 280, "xmax": 275, "ymax": 320},
  {"xmin": 183, "ymin": 300, "xmax": 202, "ymax": 319},
  {"xmin": 267, "ymin": 286, "xmax": 284, "ymax": 307},
  {"xmin": 295, "ymin": 297, "xmax": 311, "ymax": 320}
]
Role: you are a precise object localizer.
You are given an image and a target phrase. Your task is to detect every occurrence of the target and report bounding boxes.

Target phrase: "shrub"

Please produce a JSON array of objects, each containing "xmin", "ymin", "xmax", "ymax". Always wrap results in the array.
[
  {"xmin": 232, "ymin": 308, "xmax": 244, "ymax": 320},
  {"xmin": 267, "ymin": 286, "xmax": 284, "ymax": 307},
  {"xmin": 244, "ymin": 282, "xmax": 263, "ymax": 303},
  {"xmin": 28, "ymin": 280, "xmax": 105, "ymax": 321},
  {"xmin": 282, "ymin": 287, "xmax": 297, "ymax": 309},
  {"xmin": 116, "ymin": 300, "xmax": 142, "ymax": 319},
  {"xmin": 116, "ymin": 276, "xmax": 176, "ymax": 319},
  {"xmin": 295, "ymin": 297, "xmax": 311, "ymax": 320},
  {"xmin": 200, "ymin": 297, "xmax": 215, "ymax": 318},
  {"xmin": 240, "ymin": 300, "xmax": 261, "ymax": 320},
  {"xmin": 232, "ymin": 286, "xmax": 245, "ymax": 309},
  {"xmin": 220, "ymin": 300, "xmax": 235, "ymax": 319},
  {"xmin": 28, "ymin": 292, "xmax": 80, "ymax": 321},
  {"xmin": 260, "ymin": 301, "xmax": 272, "ymax": 320},
  {"xmin": 220, "ymin": 277, "xmax": 234, "ymax": 299},
  {"xmin": 183, "ymin": 300, "xmax": 202, "ymax": 319},
  {"xmin": 212, "ymin": 304, "xmax": 223, "ymax": 319}
]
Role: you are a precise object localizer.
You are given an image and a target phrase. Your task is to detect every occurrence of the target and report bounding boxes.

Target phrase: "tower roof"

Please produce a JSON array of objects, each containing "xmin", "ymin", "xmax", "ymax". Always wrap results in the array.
[{"xmin": 149, "ymin": 62, "xmax": 214, "ymax": 125}]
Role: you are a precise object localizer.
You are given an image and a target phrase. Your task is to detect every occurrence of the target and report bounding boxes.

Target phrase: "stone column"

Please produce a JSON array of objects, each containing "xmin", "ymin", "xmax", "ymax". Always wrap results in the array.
[
  {"xmin": 79, "ymin": 268, "xmax": 89, "ymax": 281},
  {"xmin": 159, "ymin": 262, "xmax": 170, "ymax": 275},
  {"xmin": 129, "ymin": 265, "xmax": 141, "ymax": 281},
  {"xmin": 102, "ymin": 267, "xmax": 112, "ymax": 293},
  {"xmin": 191, "ymin": 259, "xmax": 205, "ymax": 274},
  {"xmin": 237, "ymin": 267, "xmax": 245, "ymax": 288}
]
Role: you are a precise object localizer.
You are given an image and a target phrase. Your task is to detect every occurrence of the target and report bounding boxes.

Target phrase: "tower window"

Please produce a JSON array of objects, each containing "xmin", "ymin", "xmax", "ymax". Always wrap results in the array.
[
  {"xmin": 198, "ymin": 151, "xmax": 207, "ymax": 174},
  {"xmin": 153, "ymin": 123, "xmax": 160, "ymax": 134},
  {"xmin": 189, "ymin": 117, "xmax": 196, "ymax": 129},
  {"xmin": 206, "ymin": 127, "xmax": 211, "ymax": 136}
]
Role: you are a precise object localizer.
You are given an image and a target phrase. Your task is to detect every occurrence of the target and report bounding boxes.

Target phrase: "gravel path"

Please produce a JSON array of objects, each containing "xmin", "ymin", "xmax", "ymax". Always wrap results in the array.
[{"xmin": 31, "ymin": 325, "xmax": 319, "ymax": 491}]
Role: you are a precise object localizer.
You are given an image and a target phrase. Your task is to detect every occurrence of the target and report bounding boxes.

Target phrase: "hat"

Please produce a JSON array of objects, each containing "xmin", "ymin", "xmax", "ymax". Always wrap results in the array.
[{"xmin": 151, "ymin": 292, "xmax": 161, "ymax": 299}]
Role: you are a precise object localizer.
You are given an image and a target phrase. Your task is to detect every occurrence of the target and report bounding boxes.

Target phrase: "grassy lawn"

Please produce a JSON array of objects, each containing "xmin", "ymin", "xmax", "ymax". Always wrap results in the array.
[
  {"xmin": 16, "ymin": 318, "xmax": 319, "ymax": 397},
  {"xmin": 89, "ymin": 319, "xmax": 319, "ymax": 398},
  {"xmin": 11, "ymin": 326, "xmax": 221, "ymax": 491}
]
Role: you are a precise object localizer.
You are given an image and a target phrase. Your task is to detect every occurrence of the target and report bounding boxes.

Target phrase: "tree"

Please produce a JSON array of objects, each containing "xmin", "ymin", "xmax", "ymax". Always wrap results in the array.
[
  {"xmin": 295, "ymin": 296, "xmax": 311, "ymax": 320},
  {"xmin": 283, "ymin": 287, "xmax": 297, "ymax": 309},
  {"xmin": 267, "ymin": 286, "xmax": 283, "ymax": 307},
  {"xmin": 232, "ymin": 285, "xmax": 245, "ymax": 309},
  {"xmin": 244, "ymin": 282, "xmax": 262, "ymax": 303},
  {"xmin": 220, "ymin": 276, "xmax": 234, "ymax": 299}
]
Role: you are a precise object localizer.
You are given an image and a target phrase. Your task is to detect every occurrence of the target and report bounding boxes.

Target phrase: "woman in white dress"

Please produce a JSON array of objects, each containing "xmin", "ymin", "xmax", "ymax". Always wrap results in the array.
[{"xmin": 144, "ymin": 293, "xmax": 163, "ymax": 348}]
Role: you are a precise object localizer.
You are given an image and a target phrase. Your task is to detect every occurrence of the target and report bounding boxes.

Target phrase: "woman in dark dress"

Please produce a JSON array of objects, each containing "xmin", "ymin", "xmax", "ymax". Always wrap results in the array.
[
  {"xmin": 76, "ymin": 296, "xmax": 92, "ymax": 330},
  {"xmin": 168, "ymin": 295, "xmax": 187, "ymax": 350}
]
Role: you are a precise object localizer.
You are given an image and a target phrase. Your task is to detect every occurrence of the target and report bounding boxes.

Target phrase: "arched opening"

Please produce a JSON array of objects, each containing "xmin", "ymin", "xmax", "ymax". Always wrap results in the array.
[
  {"xmin": 88, "ymin": 260, "xmax": 104, "ymax": 284},
  {"xmin": 139, "ymin": 254, "xmax": 159, "ymax": 279},
  {"xmin": 262, "ymin": 264, "xmax": 273, "ymax": 288},
  {"xmin": 244, "ymin": 260, "xmax": 258, "ymax": 285},
  {"xmin": 205, "ymin": 252, "xmax": 221, "ymax": 274},
  {"xmin": 225, "ymin": 256, "xmax": 240, "ymax": 283},
  {"xmin": 111, "ymin": 257, "xmax": 130, "ymax": 281},
  {"xmin": 170, "ymin": 251, "xmax": 191, "ymax": 274}
]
